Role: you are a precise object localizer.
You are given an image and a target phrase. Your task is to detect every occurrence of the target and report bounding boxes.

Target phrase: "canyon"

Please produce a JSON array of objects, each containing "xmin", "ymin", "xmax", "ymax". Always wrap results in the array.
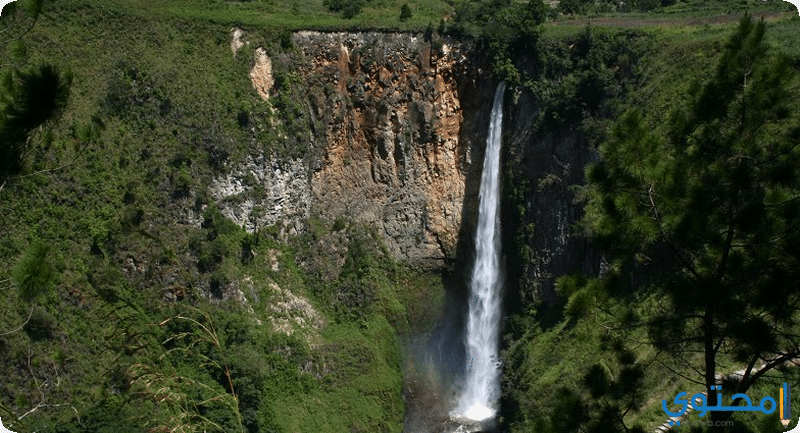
[
  {"xmin": 0, "ymin": 5, "xmax": 648, "ymax": 430},
  {"xmin": 215, "ymin": 28, "xmax": 599, "ymax": 302},
  {"xmin": 4, "ymin": 4, "xmax": 798, "ymax": 432},
  {"xmin": 210, "ymin": 28, "xmax": 606, "ymax": 432}
]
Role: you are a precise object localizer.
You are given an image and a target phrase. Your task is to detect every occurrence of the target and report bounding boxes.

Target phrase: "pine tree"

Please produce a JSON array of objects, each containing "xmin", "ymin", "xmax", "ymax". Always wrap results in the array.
[
  {"xmin": 0, "ymin": 0, "xmax": 71, "ymax": 182},
  {"xmin": 567, "ymin": 14, "xmax": 800, "ymax": 430},
  {"xmin": 0, "ymin": 64, "xmax": 72, "ymax": 178}
]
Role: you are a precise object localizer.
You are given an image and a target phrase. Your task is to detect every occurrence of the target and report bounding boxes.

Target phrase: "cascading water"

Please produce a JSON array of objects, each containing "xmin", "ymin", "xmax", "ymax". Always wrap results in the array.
[{"xmin": 451, "ymin": 82, "xmax": 505, "ymax": 425}]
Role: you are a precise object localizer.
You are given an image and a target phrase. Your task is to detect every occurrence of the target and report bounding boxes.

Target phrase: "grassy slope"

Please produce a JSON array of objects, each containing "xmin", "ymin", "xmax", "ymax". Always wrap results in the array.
[
  {"xmin": 49, "ymin": 0, "xmax": 452, "ymax": 31},
  {"xmin": 0, "ymin": 1, "xmax": 446, "ymax": 432}
]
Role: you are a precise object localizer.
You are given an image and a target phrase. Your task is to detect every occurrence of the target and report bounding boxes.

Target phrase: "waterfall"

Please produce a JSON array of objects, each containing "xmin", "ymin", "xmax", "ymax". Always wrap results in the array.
[{"xmin": 452, "ymin": 82, "xmax": 505, "ymax": 423}]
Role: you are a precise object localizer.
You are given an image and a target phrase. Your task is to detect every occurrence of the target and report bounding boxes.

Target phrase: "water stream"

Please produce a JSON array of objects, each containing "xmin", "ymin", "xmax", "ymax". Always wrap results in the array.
[{"xmin": 450, "ymin": 82, "xmax": 505, "ymax": 426}]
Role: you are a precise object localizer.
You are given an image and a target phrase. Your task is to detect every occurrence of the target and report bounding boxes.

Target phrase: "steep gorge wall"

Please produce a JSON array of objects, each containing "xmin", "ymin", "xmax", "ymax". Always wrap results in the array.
[
  {"xmin": 217, "ymin": 30, "xmax": 496, "ymax": 267},
  {"xmin": 216, "ymin": 29, "xmax": 606, "ymax": 307},
  {"xmin": 295, "ymin": 32, "xmax": 494, "ymax": 265},
  {"xmin": 499, "ymin": 33, "xmax": 643, "ymax": 314},
  {"xmin": 503, "ymin": 91, "xmax": 601, "ymax": 309}
]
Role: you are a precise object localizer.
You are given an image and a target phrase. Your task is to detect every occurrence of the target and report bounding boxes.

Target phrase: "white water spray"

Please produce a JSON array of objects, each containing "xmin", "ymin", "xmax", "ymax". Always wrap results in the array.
[{"xmin": 451, "ymin": 82, "xmax": 505, "ymax": 424}]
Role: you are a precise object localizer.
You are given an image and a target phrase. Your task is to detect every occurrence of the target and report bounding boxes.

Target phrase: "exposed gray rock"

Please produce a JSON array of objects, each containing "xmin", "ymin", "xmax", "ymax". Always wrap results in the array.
[{"xmin": 209, "ymin": 155, "xmax": 311, "ymax": 234}]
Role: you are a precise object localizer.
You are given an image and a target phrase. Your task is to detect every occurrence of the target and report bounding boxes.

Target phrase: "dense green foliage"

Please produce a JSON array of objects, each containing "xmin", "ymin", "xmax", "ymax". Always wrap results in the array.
[
  {"xmin": 399, "ymin": 4, "xmax": 413, "ymax": 22},
  {"xmin": 572, "ymin": 14, "xmax": 800, "ymax": 429},
  {"xmin": 446, "ymin": 0, "xmax": 548, "ymax": 82},
  {"xmin": 0, "ymin": 65, "xmax": 72, "ymax": 179},
  {"xmin": 323, "ymin": 0, "xmax": 367, "ymax": 19},
  {"xmin": 501, "ymin": 13, "xmax": 800, "ymax": 433},
  {"xmin": 532, "ymin": 26, "xmax": 645, "ymax": 133}
]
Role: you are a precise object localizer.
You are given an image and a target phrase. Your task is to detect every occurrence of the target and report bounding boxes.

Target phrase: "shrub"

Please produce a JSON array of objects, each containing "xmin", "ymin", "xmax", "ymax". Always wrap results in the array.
[
  {"xmin": 23, "ymin": 309, "xmax": 56, "ymax": 341},
  {"xmin": 12, "ymin": 242, "xmax": 56, "ymax": 302},
  {"xmin": 323, "ymin": 0, "xmax": 367, "ymax": 18},
  {"xmin": 399, "ymin": 3, "xmax": 412, "ymax": 21}
]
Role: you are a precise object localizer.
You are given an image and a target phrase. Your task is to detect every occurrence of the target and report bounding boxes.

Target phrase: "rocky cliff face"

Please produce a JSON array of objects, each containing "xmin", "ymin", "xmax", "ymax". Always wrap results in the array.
[
  {"xmin": 503, "ymin": 91, "xmax": 601, "ymax": 308},
  {"xmin": 294, "ymin": 31, "xmax": 494, "ymax": 265},
  {"xmin": 214, "ymin": 30, "xmax": 495, "ymax": 266},
  {"xmin": 213, "ymin": 28, "xmax": 603, "ymax": 305}
]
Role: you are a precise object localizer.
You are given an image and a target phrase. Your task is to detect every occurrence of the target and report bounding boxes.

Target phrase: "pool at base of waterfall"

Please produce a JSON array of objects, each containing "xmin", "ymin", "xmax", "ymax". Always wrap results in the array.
[
  {"xmin": 446, "ymin": 403, "xmax": 497, "ymax": 433},
  {"xmin": 439, "ymin": 406, "xmax": 497, "ymax": 433},
  {"xmin": 449, "ymin": 403, "xmax": 495, "ymax": 422}
]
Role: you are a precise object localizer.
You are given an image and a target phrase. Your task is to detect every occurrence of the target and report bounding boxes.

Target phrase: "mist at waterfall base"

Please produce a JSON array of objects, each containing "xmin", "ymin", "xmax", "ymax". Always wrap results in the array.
[{"xmin": 402, "ymin": 83, "xmax": 505, "ymax": 433}]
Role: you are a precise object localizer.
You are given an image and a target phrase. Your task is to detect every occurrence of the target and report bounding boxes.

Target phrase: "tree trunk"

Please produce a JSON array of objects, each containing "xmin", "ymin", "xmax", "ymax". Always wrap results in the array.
[{"xmin": 704, "ymin": 310, "xmax": 724, "ymax": 432}]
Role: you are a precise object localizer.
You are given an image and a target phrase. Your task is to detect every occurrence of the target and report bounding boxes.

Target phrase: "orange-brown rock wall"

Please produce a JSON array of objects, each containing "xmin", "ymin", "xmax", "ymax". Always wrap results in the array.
[{"xmin": 292, "ymin": 32, "xmax": 492, "ymax": 265}]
